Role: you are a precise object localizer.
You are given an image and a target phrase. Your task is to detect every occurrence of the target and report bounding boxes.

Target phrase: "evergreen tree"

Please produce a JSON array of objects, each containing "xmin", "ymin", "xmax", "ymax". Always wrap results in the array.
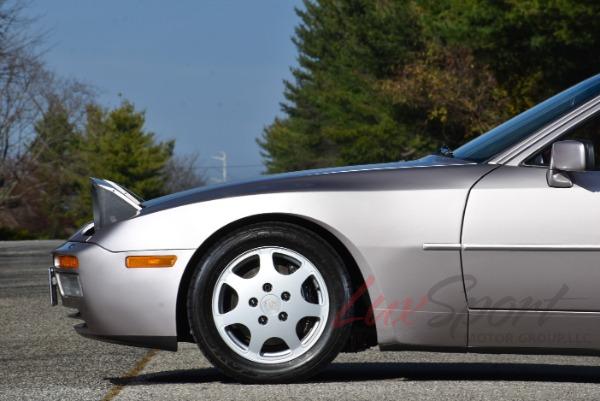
[
  {"xmin": 28, "ymin": 100, "xmax": 175, "ymax": 233},
  {"xmin": 28, "ymin": 100, "xmax": 82, "ymax": 234},
  {"xmin": 260, "ymin": 0, "xmax": 600, "ymax": 173},
  {"xmin": 29, "ymin": 99, "xmax": 86, "ymax": 237},
  {"xmin": 84, "ymin": 101, "xmax": 174, "ymax": 200},
  {"xmin": 425, "ymin": 0, "xmax": 600, "ymax": 110},
  {"xmin": 259, "ymin": 0, "xmax": 426, "ymax": 172}
]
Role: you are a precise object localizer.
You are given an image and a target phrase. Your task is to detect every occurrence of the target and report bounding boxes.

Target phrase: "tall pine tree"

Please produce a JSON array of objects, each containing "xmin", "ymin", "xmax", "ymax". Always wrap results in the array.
[
  {"xmin": 84, "ymin": 101, "xmax": 174, "ymax": 194},
  {"xmin": 260, "ymin": 0, "xmax": 600, "ymax": 173},
  {"xmin": 259, "ymin": 0, "xmax": 426, "ymax": 172}
]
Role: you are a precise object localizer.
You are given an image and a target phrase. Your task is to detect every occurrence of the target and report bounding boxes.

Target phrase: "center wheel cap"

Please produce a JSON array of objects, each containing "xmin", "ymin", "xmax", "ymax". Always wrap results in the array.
[{"xmin": 260, "ymin": 294, "xmax": 282, "ymax": 316}]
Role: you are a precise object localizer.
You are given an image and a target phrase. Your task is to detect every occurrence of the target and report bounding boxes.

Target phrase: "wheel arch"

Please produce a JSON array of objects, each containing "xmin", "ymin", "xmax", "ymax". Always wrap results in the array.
[{"xmin": 175, "ymin": 213, "xmax": 377, "ymax": 350}]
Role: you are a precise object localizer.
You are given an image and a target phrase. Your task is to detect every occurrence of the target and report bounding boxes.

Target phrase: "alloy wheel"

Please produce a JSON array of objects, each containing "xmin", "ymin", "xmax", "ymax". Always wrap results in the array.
[{"xmin": 211, "ymin": 246, "xmax": 329, "ymax": 364}]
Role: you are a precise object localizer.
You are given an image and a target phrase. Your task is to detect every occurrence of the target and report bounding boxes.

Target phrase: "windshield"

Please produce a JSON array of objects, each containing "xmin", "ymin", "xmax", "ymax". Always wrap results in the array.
[{"xmin": 452, "ymin": 74, "xmax": 600, "ymax": 163}]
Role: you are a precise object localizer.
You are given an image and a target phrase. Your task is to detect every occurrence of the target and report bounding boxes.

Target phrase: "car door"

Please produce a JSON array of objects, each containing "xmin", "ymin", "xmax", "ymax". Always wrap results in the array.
[
  {"xmin": 462, "ymin": 115, "xmax": 600, "ymax": 313},
  {"xmin": 462, "ymin": 165, "xmax": 600, "ymax": 312}
]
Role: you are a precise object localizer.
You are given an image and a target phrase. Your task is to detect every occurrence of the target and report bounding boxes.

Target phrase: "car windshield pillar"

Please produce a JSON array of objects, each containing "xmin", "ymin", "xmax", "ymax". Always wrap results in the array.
[{"xmin": 452, "ymin": 74, "xmax": 600, "ymax": 163}]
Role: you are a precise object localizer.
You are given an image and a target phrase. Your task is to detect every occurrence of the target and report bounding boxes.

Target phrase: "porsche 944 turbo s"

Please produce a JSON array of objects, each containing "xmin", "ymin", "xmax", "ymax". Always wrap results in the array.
[{"xmin": 50, "ymin": 73, "xmax": 600, "ymax": 382}]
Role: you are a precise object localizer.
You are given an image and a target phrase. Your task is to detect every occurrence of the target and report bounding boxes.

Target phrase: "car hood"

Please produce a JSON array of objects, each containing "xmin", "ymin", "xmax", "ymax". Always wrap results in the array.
[{"xmin": 139, "ymin": 155, "xmax": 474, "ymax": 215}]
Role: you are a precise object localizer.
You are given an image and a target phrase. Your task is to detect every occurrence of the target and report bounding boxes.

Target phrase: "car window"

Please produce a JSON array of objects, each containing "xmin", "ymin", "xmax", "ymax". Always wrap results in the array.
[
  {"xmin": 452, "ymin": 74, "xmax": 600, "ymax": 163},
  {"xmin": 525, "ymin": 114, "xmax": 600, "ymax": 170}
]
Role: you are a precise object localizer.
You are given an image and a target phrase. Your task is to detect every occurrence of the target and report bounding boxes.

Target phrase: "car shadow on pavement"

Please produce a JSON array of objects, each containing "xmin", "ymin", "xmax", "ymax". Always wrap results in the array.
[{"xmin": 108, "ymin": 362, "xmax": 600, "ymax": 385}]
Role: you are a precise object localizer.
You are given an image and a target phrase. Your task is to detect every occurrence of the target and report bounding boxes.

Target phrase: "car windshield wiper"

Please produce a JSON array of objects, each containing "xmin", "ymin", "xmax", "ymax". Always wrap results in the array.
[{"xmin": 438, "ymin": 146, "xmax": 454, "ymax": 158}]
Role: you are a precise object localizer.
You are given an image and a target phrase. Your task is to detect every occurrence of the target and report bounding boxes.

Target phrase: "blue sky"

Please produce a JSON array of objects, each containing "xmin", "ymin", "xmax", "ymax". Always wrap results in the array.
[{"xmin": 29, "ymin": 0, "xmax": 303, "ymax": 181}]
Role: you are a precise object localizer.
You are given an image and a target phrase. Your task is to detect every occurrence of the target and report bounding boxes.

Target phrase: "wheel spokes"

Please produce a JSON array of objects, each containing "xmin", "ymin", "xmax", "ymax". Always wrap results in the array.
[
  {"xmin": 222, "ymin": 272, "xmax": 247, "ymax": 294},
  {"xmin": 285, "ymin": 263, "xmax": 315, "ymax": 288},
  {"xmin": 280, "ymin": 326, "xmax": 302, "ymax": 350},
  {"xmin": 213, "ymin": 305, "xmax": 247, "ymax": 328},
  {"xmin": 212, "ymin": 246, "xmax": 330, "ymax": 364},
  {"xmin": 247, "ymin": 331, "xmax": 269, "ymax": 354},
  {"xmin": 293, "ymin": 298, "xmax": 323, "ymax": 320},
  {"xmin": 257, "ymin": 248, "xmax": 277, "ymax": 278}
]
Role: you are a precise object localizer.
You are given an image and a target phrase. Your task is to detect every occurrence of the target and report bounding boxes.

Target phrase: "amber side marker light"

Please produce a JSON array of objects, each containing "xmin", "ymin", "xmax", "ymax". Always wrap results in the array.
[
  {"xmin": 126, "ymin": 255, "xmax": 177, "ymax": 268},
  {"xmin": 55, "ymin": 254, "xmax": 79, "ymax": 269}
]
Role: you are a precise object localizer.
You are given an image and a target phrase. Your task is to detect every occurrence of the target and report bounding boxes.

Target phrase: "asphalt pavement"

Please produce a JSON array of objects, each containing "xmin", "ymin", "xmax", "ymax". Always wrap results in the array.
[{"xmin": 2, "ymin": 241, "xmax": 600, "ymax": 400}]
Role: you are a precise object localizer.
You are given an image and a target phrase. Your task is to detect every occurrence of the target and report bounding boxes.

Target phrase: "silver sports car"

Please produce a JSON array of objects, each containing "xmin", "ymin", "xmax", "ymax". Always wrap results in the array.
[{"xmin": 50, "ymin": 74, "xmax": 600, "ymax": 382}]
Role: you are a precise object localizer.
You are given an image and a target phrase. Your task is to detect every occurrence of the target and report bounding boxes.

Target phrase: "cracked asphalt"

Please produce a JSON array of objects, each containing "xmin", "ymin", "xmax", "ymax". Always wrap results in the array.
[{"xmin": 2, "ymin": 240, "xmax": 600, "ymax": 400}]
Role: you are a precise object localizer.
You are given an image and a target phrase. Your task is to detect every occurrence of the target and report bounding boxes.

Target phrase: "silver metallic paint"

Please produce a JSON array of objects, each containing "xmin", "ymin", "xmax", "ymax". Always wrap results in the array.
[
  {"xmin": 463, "ymin": 166, "xmax": 600, "ymax": 314},
  {"xmin": 211, "ymin": 246, "xmax": 329, "ymax": 363},
  {"xmin": 52, "ymin": 85, "xmax": 600, "ymax": 353},
  {"xmin": 53, "ymin": 240, "xmax": 194, "ymax": 350},
  {"xmin": 550, "ymin": 140, "xmax": 587, "ymax": 172},
  {"xmin": 57, "ymin": 162, "xmax": 496, "ymax": 350}
]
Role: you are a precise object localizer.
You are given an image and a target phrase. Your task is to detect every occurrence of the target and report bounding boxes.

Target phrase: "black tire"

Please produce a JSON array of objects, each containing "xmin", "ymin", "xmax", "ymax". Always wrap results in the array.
[{"xmin": 187, "ymin": 222, "xmax": 353, "ymax": 383}]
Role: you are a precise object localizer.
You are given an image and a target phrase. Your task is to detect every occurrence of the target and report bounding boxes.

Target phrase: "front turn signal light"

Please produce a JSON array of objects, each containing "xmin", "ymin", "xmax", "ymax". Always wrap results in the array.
[
  {"xmin": 126, "ymin": 255, "xmax": 177, "ymax": 268},
  {"xmin": 55, "ymin": 254, "xmax": 79, "ymax": 269}
]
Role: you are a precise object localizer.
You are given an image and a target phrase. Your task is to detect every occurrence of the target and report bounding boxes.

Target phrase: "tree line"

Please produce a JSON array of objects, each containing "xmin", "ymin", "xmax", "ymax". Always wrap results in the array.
[
  {"xmin": 0, "ymin": 0, "xmax": 203, "ymax": 239},
  {"xmin": 4, "ymin": 0, "xmax": 600, "ymax": 238},
  {"xmin": 259, "ymin": 0, "xmax": 600, "ymax": 172}
]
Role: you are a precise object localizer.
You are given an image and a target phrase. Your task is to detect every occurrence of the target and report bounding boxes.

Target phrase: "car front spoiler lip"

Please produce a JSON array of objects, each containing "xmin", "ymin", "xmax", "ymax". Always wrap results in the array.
[{"xmin": 74, "ymin": 323, "xmax": 178, "ymax": 351}]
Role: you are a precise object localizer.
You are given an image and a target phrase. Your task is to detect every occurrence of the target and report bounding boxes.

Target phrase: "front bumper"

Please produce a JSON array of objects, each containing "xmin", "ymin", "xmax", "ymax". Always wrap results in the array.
[{"xmin": 51, "ymin": 241, "xmax": 195, "ymax": 351}]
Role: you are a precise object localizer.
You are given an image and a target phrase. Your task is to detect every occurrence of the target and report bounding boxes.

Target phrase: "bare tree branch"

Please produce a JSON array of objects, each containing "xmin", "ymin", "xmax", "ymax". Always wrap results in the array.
[
  {"xmin": 163, "ymin": 152, "xmax": 206, "ymax": 194},
  {"xmin": 0, "ymin": 1, "xmax": 96, "ymax": 210}
]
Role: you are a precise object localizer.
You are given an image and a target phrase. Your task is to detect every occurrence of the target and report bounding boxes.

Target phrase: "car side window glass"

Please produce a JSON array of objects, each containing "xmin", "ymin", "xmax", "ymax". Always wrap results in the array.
[{"xmin": 525, "ymin": 114, "xmax": 600, "ymax": 170}]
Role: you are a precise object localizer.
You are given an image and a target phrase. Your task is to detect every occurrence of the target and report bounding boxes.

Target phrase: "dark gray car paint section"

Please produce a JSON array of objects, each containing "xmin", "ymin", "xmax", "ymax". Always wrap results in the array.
[{"xmin": 139, "ymin": 155, "xmax": 484, "ymax": 215}]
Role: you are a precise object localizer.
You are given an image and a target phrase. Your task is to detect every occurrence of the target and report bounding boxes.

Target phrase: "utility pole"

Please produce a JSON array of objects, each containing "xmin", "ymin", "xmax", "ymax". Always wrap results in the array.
[{"xmin": 212, "ymin": 151, "xmax": 227, "ymax": 183}]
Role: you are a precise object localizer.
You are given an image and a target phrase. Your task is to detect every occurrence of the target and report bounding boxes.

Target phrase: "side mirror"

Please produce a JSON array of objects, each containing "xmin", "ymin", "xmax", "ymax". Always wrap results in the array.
[{"xmin": 546, "ymin": 140, "xmax": 587, "ymax": 188}]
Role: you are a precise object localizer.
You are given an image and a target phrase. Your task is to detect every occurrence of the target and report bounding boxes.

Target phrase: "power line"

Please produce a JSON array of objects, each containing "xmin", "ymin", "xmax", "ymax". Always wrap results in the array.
[{"xmin": 195, "ymin": 163, "xmax": 263, "ymax": 169}]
